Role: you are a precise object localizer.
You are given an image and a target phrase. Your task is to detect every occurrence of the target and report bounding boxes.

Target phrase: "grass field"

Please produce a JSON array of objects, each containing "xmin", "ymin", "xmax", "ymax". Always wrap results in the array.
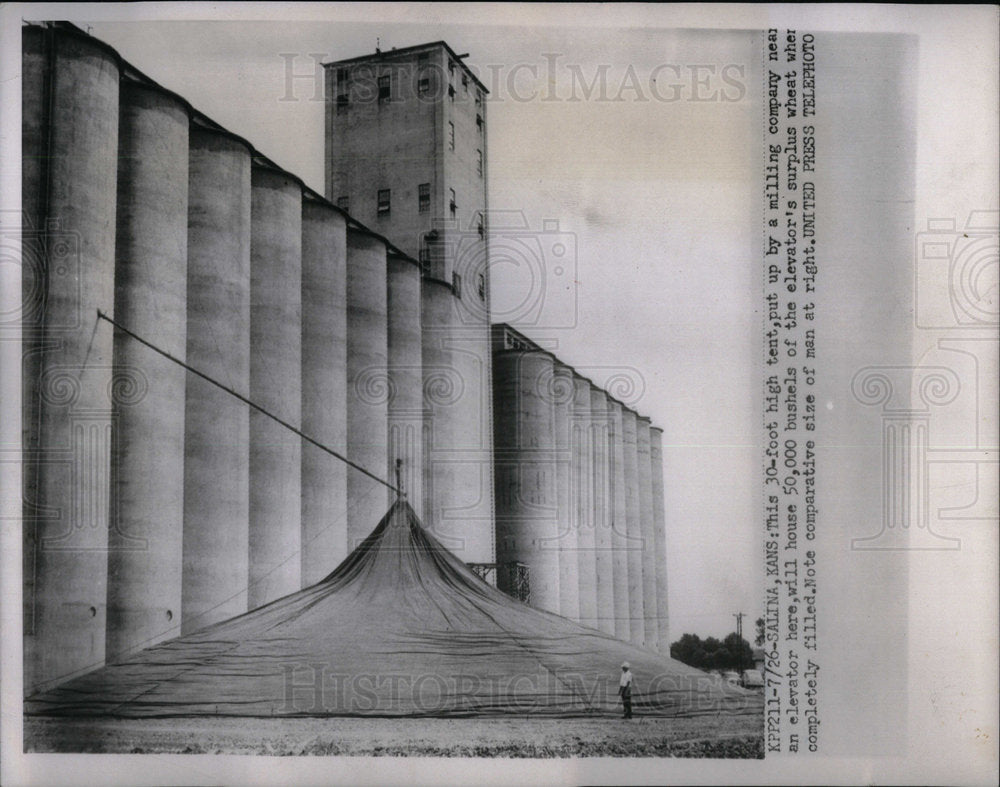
[{"xmin": 26, "ymin": 713, "xmax": 762, "ymax": 758}]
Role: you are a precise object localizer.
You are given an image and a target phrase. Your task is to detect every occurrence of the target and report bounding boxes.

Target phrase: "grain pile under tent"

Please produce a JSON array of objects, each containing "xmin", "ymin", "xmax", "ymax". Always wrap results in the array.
[{"xmin": 26, "ymin": 501, "xmax": 756, "ymax": 719}]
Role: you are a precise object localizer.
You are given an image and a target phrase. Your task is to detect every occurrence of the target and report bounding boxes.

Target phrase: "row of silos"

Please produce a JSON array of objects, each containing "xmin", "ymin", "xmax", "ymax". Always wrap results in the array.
[
  {"xmin": 21, "ymin": 23, "xmax": 671, "ymax": 696},
  {"xmin": 20, "ymin": 24, "xmax": 427, "ymax": 694},
  {"xmin": 491, "ymin": 327, "xmax": 670, "ymax": 652}
]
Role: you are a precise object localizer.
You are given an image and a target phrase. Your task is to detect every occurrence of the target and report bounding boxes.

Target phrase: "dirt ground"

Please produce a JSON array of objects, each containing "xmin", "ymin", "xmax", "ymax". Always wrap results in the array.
[{"xmin": 25, "ymin": 713, "xmax": 762, "ymax": 758}]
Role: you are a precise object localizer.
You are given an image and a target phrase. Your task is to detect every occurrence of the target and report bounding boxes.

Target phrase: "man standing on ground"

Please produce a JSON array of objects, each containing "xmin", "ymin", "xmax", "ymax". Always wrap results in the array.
[{"xmin": 618, "ymin": 661, "xmax": 633, "ymax": 719}]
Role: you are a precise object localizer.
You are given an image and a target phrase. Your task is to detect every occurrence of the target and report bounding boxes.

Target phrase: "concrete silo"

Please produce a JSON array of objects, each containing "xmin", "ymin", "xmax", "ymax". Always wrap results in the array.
[
  {"xmin": 182, "ymin": 124, "xmax": 252, "ymax": 634},
  {"xmin": 621, "ymin": 408, "xmax": 644, "ymax": 645},
  {"xmin": 22, "ymin": 26, "xmax": 120, "ymax": 691},
  {"xmin": 387, "ymin": 253, "xmax": 424, "ymax": 514},
  {"xmin": 607, "ymin": 399, "xmax": 631, "ymax": 642},
  {"xmin": 346, "ymin": 228, "xmax": 389, "ymax": 548},
  {"xmin": 493, "ymin": 350, "xmax": 559, "ymax": 613},
  {"xmin": 590, "ymin": 386, "xmax": 616, "ymax": 636},
  {"xmin": 106, "ymin": 77, "xmax": 189, "ymax": 659},
  {"xmin": 443, "ymin": 320, "xmax": 495, "ymax": 566},
  {"xmin": 572, "ymin": 375, "xmax": 598, "ymax": 629},
  {"xmin": 300, "ymin": 198, "xmax": 348, "ymax": 584},
  {"xmin": 420, "ymin": 277, "xmax": 453, "ymax": 533},
  {"xmin": 551, "ymin": 363, "xmax": 579, "ymax": 621},
  {"xmin": 636, "ymin": 415, "xmax": 659, "ymax": 650},
  {"xmin": 248, "ymin": 165, "xmax": 303, "ymax": 608},
  {"xmin": 650, "ymin": 426, "xmax": 670, "ymax": 651}
]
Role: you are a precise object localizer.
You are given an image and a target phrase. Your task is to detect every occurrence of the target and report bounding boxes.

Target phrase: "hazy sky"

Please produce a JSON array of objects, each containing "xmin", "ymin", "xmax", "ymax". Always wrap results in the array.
[{"xmin": 73, "ymin": 10, "xmax": 765, "ymax": 641}]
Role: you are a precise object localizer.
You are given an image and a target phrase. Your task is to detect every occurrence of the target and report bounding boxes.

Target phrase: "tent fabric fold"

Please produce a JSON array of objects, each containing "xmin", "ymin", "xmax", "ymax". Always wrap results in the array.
[{"xmin": 26, "ymin": 500, "xmax": 758, "ymax": 718}]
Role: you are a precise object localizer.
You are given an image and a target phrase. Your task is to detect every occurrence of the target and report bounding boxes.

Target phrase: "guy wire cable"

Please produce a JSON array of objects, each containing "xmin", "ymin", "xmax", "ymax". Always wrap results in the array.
[{"xmin": 96, "ymin": 309, "xmax": 400, "ymax": 496}]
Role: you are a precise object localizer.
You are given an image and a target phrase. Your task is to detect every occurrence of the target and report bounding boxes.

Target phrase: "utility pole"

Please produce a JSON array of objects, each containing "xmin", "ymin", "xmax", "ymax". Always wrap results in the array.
[{"xmin": 733, "ymin": 612, "xmax": 746, "ymax": 683}]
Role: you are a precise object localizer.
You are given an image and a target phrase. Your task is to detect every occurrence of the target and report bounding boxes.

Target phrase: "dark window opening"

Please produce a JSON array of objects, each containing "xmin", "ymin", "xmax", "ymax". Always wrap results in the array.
[
  {"xmin": 378, "ymin": 189, "xmax": 391, "ymax": 214},
  {"xmin": 378, "ymin": 74, "xmax": 391, "ymax": 102},
  {"xmin": 448, "ymin": 83, "xmax": 455, "ymax": 100},
  {"xmin": 462, "ymin": 74, "xmax": 469, "ymax": 91},
  {"xmin": 419, "ymin": 245, "xmax": 430, "ymax": 275},
  {"xmin": 452, "ymin": 271, "xmax": 462, "ymax": 297},
  {"xmin": 477, "ymin": 149, "xmax": 483, "ymax": 177},
  {"xmin": 336, "ymin": 94, "xmax": 348, "ymax": 114},
  {"xmin": 477, "ymin": 272, "xmax": 486, "ymax": 301},
  {"xmin": 448, "ymin": 122, "xmax": 455, "ymax": 151},
  {"xmin": 448, "ymin": 60, "xmax": 455, "ymax": 75},
  {"xmin": 476, "ymin": 90, "xmax": 483, "ymax": 106},
  {"xmin": 418, "ymin": 182, "xmax": 430, "ymax": 213},
  {"xmin": 449, "ymin": 188, "xmax": 456, "ymax": 216},
  {"xmin": 476, "ymin": 113, "xmax": 483, "ymax": 130},
  {"xmin": 337, "ymin": 68, "xmax": 348, "ymax": 88},
  {"xmin": 418, "ymin": 77, "xmax": 430, "ymax": 94},
  {"xmin": 477, "ymin": 216, "xmax": 485, "ymax": 238},
  {"xmin": 337, "ymin": 196, "xmax": 349, "ymax": 212},
  {"xmin": 417, "ymin": 52, "xmax": 429, "ymax": 63}
]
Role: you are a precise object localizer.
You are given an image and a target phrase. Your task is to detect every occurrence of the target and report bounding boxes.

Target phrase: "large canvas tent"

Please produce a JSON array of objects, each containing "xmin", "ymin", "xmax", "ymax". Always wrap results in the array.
[{"xmin": 26, "ymin": 500, "xmax": 758, "ymax": 718}]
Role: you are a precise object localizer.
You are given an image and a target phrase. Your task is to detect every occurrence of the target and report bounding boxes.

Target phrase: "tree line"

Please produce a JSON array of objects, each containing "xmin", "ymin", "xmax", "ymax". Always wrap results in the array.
[{"xmin": 669, "ymin": 631, "xmax": 754, "ymax": 672}]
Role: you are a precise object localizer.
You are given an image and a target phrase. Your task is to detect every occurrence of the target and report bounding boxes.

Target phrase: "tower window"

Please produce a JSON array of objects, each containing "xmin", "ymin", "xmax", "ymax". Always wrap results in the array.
[
  {"xmin": 476, "ymin": 113, "xmax": 483, "ymax": 131},
  {"xmin": 452, "ymin": 271, "xmax": 462, "ymax": 297},
  {"xmin": 378, "ymin": 75, "xmax": 391, "ymax": 102},
  {"xmin": 449, "ymin": 188, "xmax": 456, "ymax": 216},
  {"xmin": 337, "ymin": 94, "xmax": 349, "ymax": 115},
  {"xmin": 448, "ymin": 83, "xmax": 455, "ymax": 101},
  {"xmin": 417, "ymin": 51, "xmax": 429, "ymax": 64},
  {"xmin": 418, "ymin": 245, "xmax": 430, "ymax": 275},
  {"xmin": 477, "ymin": 215, "xmax": 485, "ymax": 238},
  {"xmin": 462, "ymin": 74, "xmax": 469, "ymax": 91},
  {"xmin": 476, "ymin": 90, "xmax": 483, "ymax": 107},
  {"xmin": 448, "ymin": 60, "xmax": 455, "ymax": 75},
  {"xmin": 448, "ymin": 122, "xmax": 455, "ymax": 151},
  {"xmin": 477, "ymin": 272, "xmax": 486, "ymax": 301},
  {"xmin": 337, "ymin": 68, "xmax": 348, "ymax": 89},
  {"xmin": 418, "ymin": 77, "xmax": 430, "ymax": 94},
  {"xmin": 418, "ymin": 182, "xmax": 430, "ymax": 213},
  {"xmin": 337, "ymin": 196, "xmax": 349, "ymax": 213},
  {"xmin": 477, "ymin": 149, "xmax": 483, "ymax": 177},
  {"xmin": 378, "ymin": 189, "xmax": 391, "ymax": 214}
]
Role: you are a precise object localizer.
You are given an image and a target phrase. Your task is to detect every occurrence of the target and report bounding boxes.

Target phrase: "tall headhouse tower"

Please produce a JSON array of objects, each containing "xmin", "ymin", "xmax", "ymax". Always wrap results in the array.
[{"xmin": 324, "ymin": 43, "xmax": 496, "ymax": 565}]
